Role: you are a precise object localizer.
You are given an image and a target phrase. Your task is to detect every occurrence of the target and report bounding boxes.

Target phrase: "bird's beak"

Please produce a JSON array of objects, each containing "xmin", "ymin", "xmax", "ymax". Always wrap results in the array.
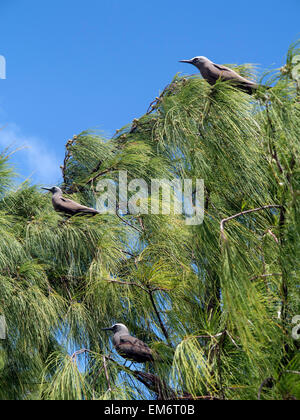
[
  {"xmin": 179, "ymin": 59, "xmax": 193, "ymax": 64},
  {"xmin": 42, "ymin": 187, "xmax": 51, "ymax": 191},
  {"xmin": 102, "ymin": 327, "xmax": 113, "ymax": 331}
]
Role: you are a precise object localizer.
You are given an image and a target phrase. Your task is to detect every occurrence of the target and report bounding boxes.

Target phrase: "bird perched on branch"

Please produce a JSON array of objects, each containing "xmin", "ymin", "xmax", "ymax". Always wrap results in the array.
[
  {"xmin": 103, "ymin": 323, "xmax": 154, "ymax": 363},
  {"xmin": 180, "ymin": 56, "xmax": 259, "ymax": 94},
  {"xmin": 42, "ymin": 186, "xmax": 99, "ymax": 216}
]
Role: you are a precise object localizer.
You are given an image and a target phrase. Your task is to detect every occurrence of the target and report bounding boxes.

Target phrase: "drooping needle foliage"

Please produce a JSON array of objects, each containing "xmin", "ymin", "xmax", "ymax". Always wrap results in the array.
[{"xmin": 0, "ymin": 41, "xmax": 299, "ymax": 400}]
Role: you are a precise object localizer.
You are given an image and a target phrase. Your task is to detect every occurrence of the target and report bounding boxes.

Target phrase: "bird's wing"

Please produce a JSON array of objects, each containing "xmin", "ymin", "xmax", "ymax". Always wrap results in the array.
[
  {"xmin": 120, "ymin": 336, "xmax": 150, "ymax": 349},
  {"xmin": 58, "ymin": 197, "xmax": 98, "ymax": 214},
  {"xmin": 117, "ymin": 336, "xmax": 153, "ymax": 362},
  {"xmin": 212, "ymin": 63, "xmax": 257, "ymax": 86},
  {"xmin": 59, "ymin": 197, "xmax": 79, "ymax": 205},
  {"xmin": 212, "ymin": 63, "xmax": 234, "ymax": 72},
  {"xmin": 132, "ymin": 337, "xmax": 152, "ymax": 352}
]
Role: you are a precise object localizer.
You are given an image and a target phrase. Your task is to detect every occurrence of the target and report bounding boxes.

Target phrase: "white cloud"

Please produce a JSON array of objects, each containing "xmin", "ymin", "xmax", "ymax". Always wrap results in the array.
[{"xmin": 0, "ymin": 123, "xmax": 62, "ymax": 185}]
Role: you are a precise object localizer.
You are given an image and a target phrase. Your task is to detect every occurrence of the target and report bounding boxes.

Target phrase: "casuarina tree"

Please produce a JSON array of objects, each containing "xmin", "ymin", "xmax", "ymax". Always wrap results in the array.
[{"xmin": 0, "ymin": 41, "xmax": 299, "ymax": 400}]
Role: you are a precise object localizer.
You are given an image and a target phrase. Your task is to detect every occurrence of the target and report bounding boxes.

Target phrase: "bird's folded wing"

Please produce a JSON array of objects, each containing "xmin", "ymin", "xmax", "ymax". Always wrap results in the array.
[
  {"xmin": 213, "ymin": 63, "xmax": 234, "ymax": 72},
  {"xmin": 59, "ymin": 197, "xmax": 97, "ymax": 212},
  {"xmin": 212, "ymin": 63, "xmax": 256, "ymax": 85},
  {"xmin": 120, "ymin": 337, "xmax": 152, "ymax": 353},
  {"xmin": 117, "ymin": 337, "xmax": 153, "ymax": 362},
  {"xmin": 134, "ymin": 338, "xmax": 152, "ymax": 353},
  {"xmin": 60, "ymin": 197, "xmax": 73, "ymax": 203}
]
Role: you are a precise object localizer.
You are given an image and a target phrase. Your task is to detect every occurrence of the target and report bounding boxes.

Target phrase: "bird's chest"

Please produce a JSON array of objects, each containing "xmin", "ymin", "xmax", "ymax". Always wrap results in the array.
[
  {"xmin": 112, "ymin": 334, "xmax": 121, "ymax": 347},
  {"xmin": 52, "ymin": 197, "xmax": 58, "ymax": 209},
  {"xmin": 200, "ymin": 65, "xmax": 209, "ymax": 78},
  {"xmin": 52, "ymin": 196, "xmax": 71, "ymax": 213},
  {"xmin": 200, "ymin": 65, "xmax": 216, "ymax": 85},
  {"xmin": 52, "ymin": 197, "xmax": 62, "ymax": 211}
]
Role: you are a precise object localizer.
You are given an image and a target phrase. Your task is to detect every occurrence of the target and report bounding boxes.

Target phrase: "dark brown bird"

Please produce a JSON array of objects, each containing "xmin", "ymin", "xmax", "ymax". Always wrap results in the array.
[
  {"xmin": 180, "ymin": 56, "xmax": 258, "ymax": 94},
  {"xmin": 42, "ymin": 186, "xmax": 99, "ymax": 216},
  {"xmin": 103, "ymin": 323, "xmax": 154, "ymax": 363}
]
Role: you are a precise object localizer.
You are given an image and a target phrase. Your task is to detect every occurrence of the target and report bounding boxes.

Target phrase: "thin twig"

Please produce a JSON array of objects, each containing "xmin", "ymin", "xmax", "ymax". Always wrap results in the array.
[
  {"xmin": 106, "ymin": 279, "xmax": 170, "ymax": 294},
  {"xmin": 71, "ymin": 348, "xmax": 94, "ymax": 361},
  {"xmin": 265, "ymin": 229, "xmax": 279, "ymax": 244},
  {"xmin": 92, "ymin": 366, "xmax": 105, "ymax": 388},
  {"xmin": 116, "ymin": 212, "xmax": 143, "ymax": 234},
  {"xmin": 287, "ymin": 156, "xmax": 296, "ymax": 184},
  {"xmin": 106, "ymin": 279, "xmax": 148, "ymax": 293},
  {"xmin": 119, "ymin": 250, "xmax": 138, "ymax": 258},
  {"xmin": 195, "ymin": 332, "xmax": 224, "ymax": 340},
  {"xmin": 103, "ymin": 356, "xmax": 112, "ymax": 392},
  {"xmin": 265, "ymin": 101, "xmax": 284, "ymax": 175},
  {"xmin": 220, "ymin": 205, "xmax": 282, "ymax": 241},
  {"xmin": 250, "ymin": 273, "xmax": 282, "ymax": 282},
  {"xmin": 284, "ymin": 370, "xmax": 300, "ymax": 375},
  {"xmin": 149, "ymin": 290, "xmax": 172, "ymax": 347},
  {"xmin": 258, "ymin": 377, "xmax": 274, "ymax": 400},
  {"xmin": 225, "ymin": 330, "xmax": 239, "ymax": 348},
  {"xmin": 196, "ymin": 330, "xmax": 239, "ymax": 348},
  {"xmin": 86, "ymin": 167, "xmax": 116, "ymax": 185}
]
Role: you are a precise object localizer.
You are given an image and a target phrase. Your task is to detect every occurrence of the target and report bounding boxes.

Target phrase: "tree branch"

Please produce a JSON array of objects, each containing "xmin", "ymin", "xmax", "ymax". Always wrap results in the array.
[
  {"xmin": 106, "ymin": 279, "xmax": 170, "ymax": 293},
  {"xmin": 71, "ymin": 348, "xmax": 94, "ymax": 361},
  {"xmin": 284, "ymin": 370, "xmax": 300, "ymax": 375},
  {"xmin": 86, "ymin": 167, "xmax": 116, "ymax": 186},
  {"xmin": 265, "ymin": 101, "xmax": 284, "ymax": 175},
  {"xmin": 220, "ymin": 205, "xmax": 282, "ymax": 241},
  {"xmin": 258, "ymin": 377, "xmax": 275, "ymax": 400},
  {"xmin": 103, "ymin": 356, "xmax": 112, "ymax": 392},
  {"xmin": 116, "ymin": 212, "xmax": 143, "ymax": 234},
  {"xmin": 149, "ymin": 290, "xmax": 172, "ymax": 347},
  {"xmin": 249, "ymin": 273, "xmax": 282, "ymax": 282},
  {"xmin": 106, "ymin": 279, "xmax": 148, "ymax": 293}
]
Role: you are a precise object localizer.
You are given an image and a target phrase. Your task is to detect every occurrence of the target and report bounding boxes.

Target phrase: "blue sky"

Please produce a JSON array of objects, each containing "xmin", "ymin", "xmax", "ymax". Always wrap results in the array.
[{"xmin": 0, "ymin": 0, "xmax": 299, "ymax": 185}]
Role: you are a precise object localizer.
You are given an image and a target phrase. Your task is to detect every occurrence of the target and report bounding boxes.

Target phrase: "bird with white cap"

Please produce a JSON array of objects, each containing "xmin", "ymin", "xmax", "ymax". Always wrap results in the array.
[
  {"xmin": 42, "ymin": 186, "xmax": 99, "ymax": 217},
  {"xmin": 103, "ymin": 323, "xmax": 154, "ymax": 363},
  {"xmin": 180, "ymin": 56, "xmax": 259, "ymax": 94}
]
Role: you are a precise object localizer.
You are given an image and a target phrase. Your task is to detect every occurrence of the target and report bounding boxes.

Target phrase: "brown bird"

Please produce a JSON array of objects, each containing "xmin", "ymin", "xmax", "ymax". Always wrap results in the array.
[
  {"xmin": 42, "ymin": 186, "xmax": 99, "ymax": 216},
  {"xmin": 103, "ymin": 323, "xmax": 154, "ymax": 363},
  {"xmin": 180, "ymin": 56, "xmax": 258, "ymax": 94}
]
